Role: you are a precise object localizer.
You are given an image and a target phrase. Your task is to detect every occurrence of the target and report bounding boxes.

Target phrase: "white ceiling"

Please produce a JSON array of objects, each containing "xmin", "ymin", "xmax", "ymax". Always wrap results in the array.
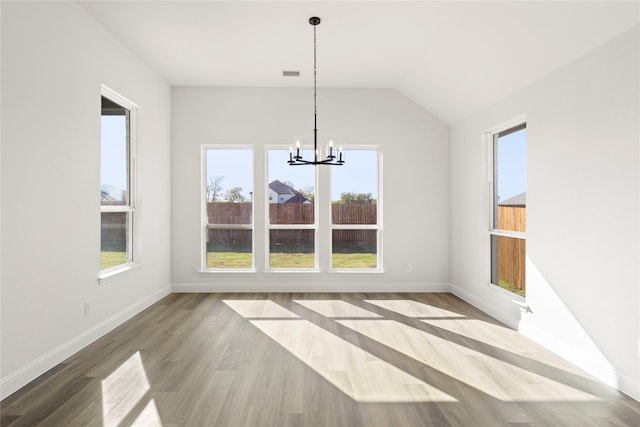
[{"xmin": 79, "ymin": 1, "xmax": 639, "ymax": 124}]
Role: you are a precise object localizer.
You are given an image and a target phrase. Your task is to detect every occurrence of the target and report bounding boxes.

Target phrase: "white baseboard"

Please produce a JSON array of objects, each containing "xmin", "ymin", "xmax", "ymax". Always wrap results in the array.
[
  {"xmin": 0, "ymin": 286, "xmax": 171, "ymax": 400},
  {"xmin": 450, "ymin": 284, "xmax": 521, "ymax": 329},
  {"xmin": 451, "ymin": 284, "xmax": 640, "ymax": 403},
  {"xmin": 172, "ymin": 281, "xmax": 451, "ymax": 293},
  {"xmin": 520, "ymin": 322, "xmax": 640, "ymax": 401},
  {"xmin": 518, "ymin": 322, "xmax": 619, "ymax": 388},
  {"xmin": 619, "ymin": 375, "xmax": 640, "ymax": 402}
]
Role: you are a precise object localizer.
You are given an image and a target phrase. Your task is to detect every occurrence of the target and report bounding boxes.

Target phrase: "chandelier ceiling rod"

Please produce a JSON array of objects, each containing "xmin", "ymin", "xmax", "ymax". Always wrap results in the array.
[{"xmin": 288, "ymin": 16, "xmax": 344, "ymax": 166}]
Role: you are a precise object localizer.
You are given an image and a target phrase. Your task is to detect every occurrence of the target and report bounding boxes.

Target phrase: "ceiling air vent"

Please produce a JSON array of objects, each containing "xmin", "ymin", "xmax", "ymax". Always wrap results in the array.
[{"xmin": 282, "ymin": 70, "xmax": 300, "ymax": 77}]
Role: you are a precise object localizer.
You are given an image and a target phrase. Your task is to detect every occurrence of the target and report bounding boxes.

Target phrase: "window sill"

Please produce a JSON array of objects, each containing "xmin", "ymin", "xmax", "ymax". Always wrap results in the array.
[
  {"xmin": 98, "ymin": 263, "xmax": 140, "ymax": 284},
  {"xmin": 329, "ymin": 269, "xmax": 384, "ymax": 274},
  {"xmin": 263, "ymin": 269, "xmax": 321, "ymax": 274},
  {"xmin": 198, "ymin": 269, "xmax": 257, "ymax": 274},
  {"xmin": 485, "ymin": 281, "xmax": 526, "ymax": 302}
]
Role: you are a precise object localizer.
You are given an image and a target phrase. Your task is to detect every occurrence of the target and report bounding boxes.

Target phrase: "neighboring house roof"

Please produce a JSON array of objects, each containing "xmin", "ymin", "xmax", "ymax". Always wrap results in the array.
[
  {"xmin": 269, "ymin": 180, "xmax": 295, "ymax": 195},
  {"xmin": 283, "ymin": 193, "xmax": 309, "ymax": 204},
  {"xmin": 268, "ymin": 180, "xmax": 310, "ymax": 203},
  {"xmin": 100, "ymin": 185, "xmax": 125, "ymax": 203},
  {"xmin": 499, "ymin": 192, "xmax": 526, "ymax": 206}
]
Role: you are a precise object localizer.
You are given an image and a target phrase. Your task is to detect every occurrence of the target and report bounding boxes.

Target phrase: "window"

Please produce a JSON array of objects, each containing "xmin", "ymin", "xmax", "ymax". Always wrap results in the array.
[
  {"xmin": 100, "ymin": 88, "xmax": 136, "ymax": 275},
  {"xmin": 330, "ymin": 148, "xmax": 382, "ymax": 271},
  {"xmin": 490, "ymin": 122, "xmax": 526, "ymax": 296},
  {"xmin": 202, "ymin": 147, "xmax": 254, "ymax": 270},
  {"xmin": 267, "ymin": 148, "xmax": 317, "ymax": 270}
]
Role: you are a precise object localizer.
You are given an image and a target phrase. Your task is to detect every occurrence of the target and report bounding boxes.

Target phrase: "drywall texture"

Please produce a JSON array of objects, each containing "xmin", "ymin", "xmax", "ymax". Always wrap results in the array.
[
  {"xmin": 450, "ymin": 27, "xmax": 640, "ymax": 399},
  {"xmin": 1, "ymin": 2, "xmax": 172, "ymax": 397},
  {"xmin": 171, "ymin": 87, "xmax": 450, "ymax": 291}
]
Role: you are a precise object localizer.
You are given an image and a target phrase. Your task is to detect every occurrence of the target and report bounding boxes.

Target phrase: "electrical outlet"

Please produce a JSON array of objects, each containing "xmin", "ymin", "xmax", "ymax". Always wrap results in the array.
[
  {"xmin": 84, "ymin": 300, "xmax": 92, "ymax": 315},
  {"xmin": 407, "ymin": 264, "xmax": 413, "ymax": 273}
]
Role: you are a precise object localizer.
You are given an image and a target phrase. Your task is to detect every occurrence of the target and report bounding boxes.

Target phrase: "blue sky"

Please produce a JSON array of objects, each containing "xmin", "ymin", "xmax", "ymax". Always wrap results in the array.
[
  {"xmin": 496, "ymin": 128, "xmax": 526, "ymax": 202},
  {"xmin": 207, "ymin": 148, "xmax": 378, "ymax": 202},
  {"xmin": 100, "ymin": 115, "xmax": 127, "ymax": 192},
  {"xmin": 207, "ymin": 149, "xmax": 254, "ymax": 200}
]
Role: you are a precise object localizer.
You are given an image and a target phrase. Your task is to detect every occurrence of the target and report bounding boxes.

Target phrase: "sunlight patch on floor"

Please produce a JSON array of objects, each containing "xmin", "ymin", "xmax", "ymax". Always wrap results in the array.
[
  {"xmin": 294, "ymin": 299, "xmax": 383, "ymax": 318},
  {"xmin": 251, "ymin": 319, "xmax": 458, "ymax": 403},
  {"xmin": 223, "ymin": 298, "xmax": 456, "ymax": 403},
  {"xmin": 101, "ymin": 351, "xmax": 151, "ymax": 426},
  {"xmin": 364, "ymin": 299, "xmax": 466, "ymax": 318},
  {"xmin": 422, "ymin": 317, "xmax": 534, "ymax": 354},
  {"xmin": 223, "ymin": 299, "xmax": 300, "ymax": 318},
  {"xmin": 338, "ymin": 319, "xmax": 602, "ymax": 402},
  {"xmin": 131, "ymin": 399, "xmax": 163, "ymax": 427}
]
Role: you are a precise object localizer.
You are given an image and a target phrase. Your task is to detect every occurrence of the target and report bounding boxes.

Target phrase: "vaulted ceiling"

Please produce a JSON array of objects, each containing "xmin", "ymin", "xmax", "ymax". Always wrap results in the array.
[{"xmin": 80, "ymin": 1, "xmax": 639, "ymax": 124}]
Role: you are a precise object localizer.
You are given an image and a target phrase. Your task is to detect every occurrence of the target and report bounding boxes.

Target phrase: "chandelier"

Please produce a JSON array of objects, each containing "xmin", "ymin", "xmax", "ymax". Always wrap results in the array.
[{"xmin": 288, "ymin": 17, "xmax": 344, "ymax": 166}]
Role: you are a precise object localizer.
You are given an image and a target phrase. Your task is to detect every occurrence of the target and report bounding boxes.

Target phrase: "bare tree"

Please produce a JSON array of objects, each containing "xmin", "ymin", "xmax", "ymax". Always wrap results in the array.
[{"xmin": 207, "ymin": 176, "xmax": 224, "ymax": 202}]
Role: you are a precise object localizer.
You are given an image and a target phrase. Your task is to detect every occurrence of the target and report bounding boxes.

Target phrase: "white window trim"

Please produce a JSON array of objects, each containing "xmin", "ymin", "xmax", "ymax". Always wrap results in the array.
[
  {"xmin": 99, "ymin": 85, "xmax": 139, "ymax": 282},
  {"xmin": 265, "ymin": 145, "xmax": 319, "ymax": 272},
  {"xmin": 201, "ymin": 144, "xmax": 255, "ymax": 272},
  {"xmin": 329, "ymin": 145, "xmax": 383, "ymax": 273},
  {"xmin": 486, "ymin": 116, "xmax": 526, "ymax": 293}
]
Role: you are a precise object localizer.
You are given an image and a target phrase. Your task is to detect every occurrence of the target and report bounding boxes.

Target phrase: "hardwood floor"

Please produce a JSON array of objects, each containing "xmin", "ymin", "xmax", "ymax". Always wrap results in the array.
[{"xmin": 2, "ymin": 293, "xmax": 639, "ymax": 426}]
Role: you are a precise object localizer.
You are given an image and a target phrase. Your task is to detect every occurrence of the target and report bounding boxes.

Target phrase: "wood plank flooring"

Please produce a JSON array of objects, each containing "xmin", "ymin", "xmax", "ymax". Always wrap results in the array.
[{"xmin": 2, "ymin": 293, "xmax": 639, "ymax": 426}]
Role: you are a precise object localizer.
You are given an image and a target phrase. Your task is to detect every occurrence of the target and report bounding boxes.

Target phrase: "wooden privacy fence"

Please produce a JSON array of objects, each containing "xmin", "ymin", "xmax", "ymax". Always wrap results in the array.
[
  {"xmin": 498, "ymin": 206, "xmax": 526, "ymax": 232},
  {"xmin": 496, "ymin": 206, "xmax": 526, "ymax": 292},
  {"xmin": 101, "ymin": 211, "xmax": 127, "ymax": 251},
  {"xmin": 207, "ymin": 202, "xmax": 377, "ymax": 225},
  {"xmin": 207, "ymin": 202, "xmax": 377, "ymax": 251}
]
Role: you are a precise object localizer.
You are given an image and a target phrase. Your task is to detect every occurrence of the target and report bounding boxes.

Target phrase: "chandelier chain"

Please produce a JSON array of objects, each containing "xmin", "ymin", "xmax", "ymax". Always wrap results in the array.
[{"xmin": 313, "ymin": 22, "xmax": 317, "ymax": 116}]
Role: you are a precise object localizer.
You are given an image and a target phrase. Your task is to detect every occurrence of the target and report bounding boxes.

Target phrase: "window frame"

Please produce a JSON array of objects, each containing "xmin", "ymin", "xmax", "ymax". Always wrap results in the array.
[
  {"xmin": 329, "ymin": 145, "xmax": 383, "ymax": 273},
  {"xmin": 265, "ymin": 145, "xmax": 319, "ymax": 272},
  {"xmin": 487, "ymin": 117, "xmax": 526, "ymax": 296},
  {"xmin": 99, "ymin": 85, "xmax": 138, "ymax": 280},
  {"xmin": 201, "ymin": 144, "xmax": 255, "ymax": 273}
]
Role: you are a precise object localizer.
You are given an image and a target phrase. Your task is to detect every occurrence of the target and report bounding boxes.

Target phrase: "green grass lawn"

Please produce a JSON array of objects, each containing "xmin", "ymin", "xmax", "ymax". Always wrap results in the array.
[
  {"xmin": 207, "ymin": 252, "xmax": 377, "ymax": 269},
  {"xmin": 207, "ymin": 251, "xmax": 254, "ymax": 269},
  {"xmin": 332, "ymin": 253, "xmax": 377, "ymax": 269},
  {"xmin": 101, "ymin": 251, "xmax": 127, "ymax": 270}
]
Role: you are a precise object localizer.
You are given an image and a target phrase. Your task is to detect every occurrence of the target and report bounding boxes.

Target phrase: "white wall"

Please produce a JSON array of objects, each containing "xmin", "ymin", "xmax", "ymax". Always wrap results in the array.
[
  {"xmin": 450, "ymin": 27, "xmax": 640, "ymax": 399},
  {"xmin": 1, "ymin": 2, "xmax": 172, "ymax": 398},
  {"xmin": 172, "ymin": 88, "xmax": 450, "ymax": 291}
]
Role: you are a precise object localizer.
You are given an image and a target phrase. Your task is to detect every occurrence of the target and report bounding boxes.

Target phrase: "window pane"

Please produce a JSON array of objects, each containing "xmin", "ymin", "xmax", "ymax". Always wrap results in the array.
[
  {"xmin": 331, "ymin": 150, "xmax": 377, "ymax": 224},
  {"xmin": 268, "ymin": 149, "xmax": 315, "ymax": 224},
  {"xmin": 207, "ymin": 229, "xmax": 252, "ymax": 269},
  {"xmin": 332, "ymin": 229, "xmax": 377, "ymax": 269},
  {"xmin": 491, "ymin": 235, "xmax": 525, "ymax": 296},
  {"xmin": 493, "ymin": 127, "xmax": 526, "ymax": 231},
  {"xmin": 206, "ymin": 149, "xmax": 253, "ymax": 224},
  {"xmin": 269, "ymin": 229, "xmax": 315, "ymax": 269},
  {"xmin": 101, "ymin": 211, "xmax": 129, "ymax": 270},
  {"xmin": 101, "ymin": 97, "xmax": 129, "ymax": 206},
  {"xmin": 204, "ymin": 148, "xmax": 253, "ymax": 270}
]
